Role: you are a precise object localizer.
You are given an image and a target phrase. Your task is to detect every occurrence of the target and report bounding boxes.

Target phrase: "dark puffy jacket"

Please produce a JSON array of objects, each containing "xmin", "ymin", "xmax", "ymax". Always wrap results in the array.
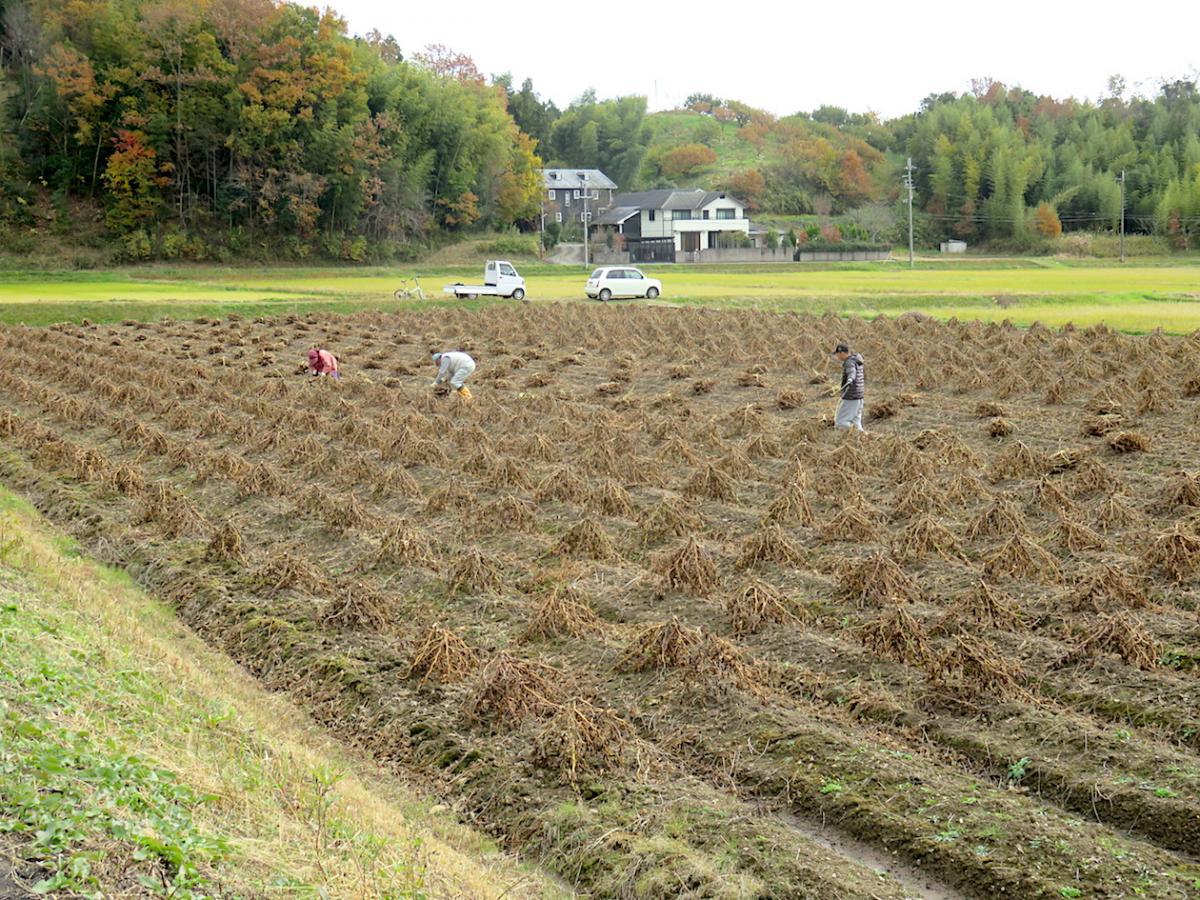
[{"xmin": 841, "ymin": 353, "xmax": 865, "ymax": 400}]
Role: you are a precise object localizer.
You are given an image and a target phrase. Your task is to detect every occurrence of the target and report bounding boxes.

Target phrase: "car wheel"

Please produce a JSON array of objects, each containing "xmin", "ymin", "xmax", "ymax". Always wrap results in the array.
[
  {"xmin": 598, "ymin": 289, "xmax": 611, "ymax": 302},
  {"xmin": 511, "ymin": 288, "xmax": 526, "ymax": 301},
  {"xmin": 645, "ymin": 286, "xmax": 659, "ymax": 299},
  {"xmin": 465, "ymin": 293, "xmax": 478, "ymax": 300}
]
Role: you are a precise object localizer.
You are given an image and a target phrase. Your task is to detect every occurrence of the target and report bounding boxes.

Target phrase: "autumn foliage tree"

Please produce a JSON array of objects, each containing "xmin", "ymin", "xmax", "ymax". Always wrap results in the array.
[
  {"xmin": 101, "ymin": 129, "xmax": 166, "ymax": 233},
  {"xmin": 1033, "ymin": 201, "xmax": 1062, "ymax": 237},
  {"xmin": 725, "ymin": 169, "xmax": 765, "ymax": 211},
  {"xmin": 412, "ymin": 43, "xmax": 485, "ymax": 85},
  {"xmin": 658, "ymin": 143, "xmax": 717, "ymax": 180}
]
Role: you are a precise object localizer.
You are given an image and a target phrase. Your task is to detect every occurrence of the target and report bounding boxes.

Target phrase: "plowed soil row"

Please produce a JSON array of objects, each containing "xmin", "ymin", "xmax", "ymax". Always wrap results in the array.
[{"xmin": 1, "ymin": 304, "xmax": 1198, "ymax": 898}]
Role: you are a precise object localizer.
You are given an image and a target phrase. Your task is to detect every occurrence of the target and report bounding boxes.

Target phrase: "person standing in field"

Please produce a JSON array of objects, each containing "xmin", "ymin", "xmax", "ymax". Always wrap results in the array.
[
  {"xmin": 832, "ymin": 342, "xmax": 865, "ymax": 431},
  {"xmin": 430, "ymin": 350, "xmax": 476, "ymax": 402},
  {"xmin": 307, "ymin": 347, "xmax": 340, "ymax": 380}
]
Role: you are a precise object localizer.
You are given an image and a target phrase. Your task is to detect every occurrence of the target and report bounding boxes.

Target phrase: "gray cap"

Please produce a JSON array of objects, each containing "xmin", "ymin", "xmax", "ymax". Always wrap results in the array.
[{"xmin": 833, "ymin": 343, "xmax": 849, "ymax": 354}]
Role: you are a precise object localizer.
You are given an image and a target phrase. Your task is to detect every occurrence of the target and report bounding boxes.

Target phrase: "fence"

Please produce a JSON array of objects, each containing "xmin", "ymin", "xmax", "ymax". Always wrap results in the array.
[
  {"xmin": 573, "ymin": 247, "xmax": 893, "ymax": 266},
  {"xmin": 685, "ymin": 247, "xmax": 891, "ymax": 264}
]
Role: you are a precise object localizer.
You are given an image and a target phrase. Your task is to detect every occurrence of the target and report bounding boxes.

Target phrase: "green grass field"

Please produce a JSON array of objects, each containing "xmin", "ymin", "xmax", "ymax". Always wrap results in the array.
[{"xmin": 1, "ymin": 257, "xmax": 1198, "ymax": 331}]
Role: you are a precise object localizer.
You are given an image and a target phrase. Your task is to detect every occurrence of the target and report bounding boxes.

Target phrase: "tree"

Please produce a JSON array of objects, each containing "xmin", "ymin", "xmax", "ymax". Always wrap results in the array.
[
  {"xmin": 725, "ymin": 169, "xmax": 765, "ymax": 211},
  {"xmin": 658, "ymin": 143, "xmax": 716, "ymax": 180},
  {"xmin": 838, "ymin": 149, "xmax": 872, "ymax": 204},
  {"xmin": 499, "ymin": 77, "xmax": 559, "ymax": 149},
  {"xmin": 1032, "ymin": 201, "xmax": 1062, "ymax": 237},
  {"xmin": 412, "ymin": 43, "xmax": 483, "ymax": 85},
  {"xmin": 102, "ymin": 129, "xmax": 166, "ymax": 232},
  {"xmin": 546, "ymin": 94, "xmax": 648, "ymax": 188},
  {"xmin": 362, "ymin": 29, "xmax": 401, "ymax": 63}
]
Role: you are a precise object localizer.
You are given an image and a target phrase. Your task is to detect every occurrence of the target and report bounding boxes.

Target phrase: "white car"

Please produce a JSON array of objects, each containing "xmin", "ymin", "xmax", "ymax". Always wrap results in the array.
[{"xmin": 585, "ymin": 267, "xmax": 662, "ymax": 301}]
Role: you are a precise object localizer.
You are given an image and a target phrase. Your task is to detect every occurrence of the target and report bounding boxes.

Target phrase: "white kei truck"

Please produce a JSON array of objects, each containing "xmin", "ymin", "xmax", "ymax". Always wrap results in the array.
[{"xmin": 443, "ymin": 260, "xmax": 527, "ymax": 301}]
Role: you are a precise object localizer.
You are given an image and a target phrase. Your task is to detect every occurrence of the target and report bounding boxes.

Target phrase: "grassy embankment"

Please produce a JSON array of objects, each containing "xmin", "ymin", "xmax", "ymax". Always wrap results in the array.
[
  {"xmin": 0, "ymin": 487, "xmax": 567, "ymax": 898},
  {"xmin": 0, "ymin": 256, "xmax": 1198, "ymax": 331}
]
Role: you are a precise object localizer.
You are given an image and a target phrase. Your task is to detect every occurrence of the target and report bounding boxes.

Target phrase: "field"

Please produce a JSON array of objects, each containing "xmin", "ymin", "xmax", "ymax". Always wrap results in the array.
[
  {"xmin": 1, "ymin": 257, "xmax": 1200, "ymax": 331},
  {"xmin": 1, "ymin": 302, "xmax": 1199, "ymax": 897}
]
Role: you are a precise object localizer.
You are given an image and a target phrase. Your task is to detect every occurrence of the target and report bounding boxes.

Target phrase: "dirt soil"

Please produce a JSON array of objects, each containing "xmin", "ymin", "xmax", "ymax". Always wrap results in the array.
[
  {"xmin": 0, "ymin": 304, "xmax": 1198, "ymax": 898},
  {"xmin": 0, "ymin": 839, "xmax": 42, "ymax": 899}
]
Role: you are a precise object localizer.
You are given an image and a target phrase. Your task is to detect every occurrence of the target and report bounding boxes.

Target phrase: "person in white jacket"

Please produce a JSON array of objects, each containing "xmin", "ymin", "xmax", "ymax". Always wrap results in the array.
[{"xmin": 430, "ymin": 350, "xmax": 476, "ymax": 401}]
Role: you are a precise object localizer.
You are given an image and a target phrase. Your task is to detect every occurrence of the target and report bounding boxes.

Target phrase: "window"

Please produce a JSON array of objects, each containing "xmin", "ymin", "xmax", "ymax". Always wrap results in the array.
[
  {"xmin": 565, "ymin": 194, "xmax": 570, "ymax": 206},
  {"xmin": 555, "ymin": 212, "xmax": 562, "ymax": 223},
  {"xmin": 716, "ymin": 208, "xmax": 738, "ymax": 220},
  {"xmin": 500, "ymin": 263, "xmax": 516, "ymax": 276},
  {"xmin": 573, "ymin": 190, "xmax": 580, "ymax": 199},
  {"xmin": 702, "ymin": 210, "xmax": 710, "ymax": 219},
  {"xmin": 548, "ymin": 189, "xmax": 556, "ymax": 200},
  {"xmin": 592, "ymin": 190, "xmax": 599, "ymax": 199},
  {"xmin": 580, "ymin": 212, "xmax": 586, "ymax": 222},
  {"xmin": 648, "ymin": 210, "xmax": 656, "ymax": 221},
  {"xmin": 608, "ymin": 270, "xmax": 624, "ymax": 279},
  {"xmin": 672, "ymin": 210, "xmax": 694, "ymax": 220},
  {"xmin": 590, "ymin": 269, "xmax": 603, "ymax": 279}
]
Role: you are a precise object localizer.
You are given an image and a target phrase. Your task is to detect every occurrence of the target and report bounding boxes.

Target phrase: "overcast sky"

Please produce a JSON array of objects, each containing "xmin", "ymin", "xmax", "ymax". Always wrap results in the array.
[{"xmin": 333, "ymin": 0, "xmax": 1199, "ymax": 120}]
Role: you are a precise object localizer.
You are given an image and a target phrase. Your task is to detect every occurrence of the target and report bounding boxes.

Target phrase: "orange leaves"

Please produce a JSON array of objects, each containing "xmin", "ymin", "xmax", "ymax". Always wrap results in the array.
[
  {"xmin": 726, "ymin": 170, "xmax": 765, "ymax": 211},
  {"xmin": 413, "ymin": 43, "xmax": 485, "ymax": 85},
  {"xmin": 438, "ymin": 192, "xmax": 481, "ymax": 229},
  {"xmin": 1033, "ymin": 202, "xmax": 1062, "ymax": 238},
  {"xmin": 838, "ymin": 149, "xmax": 873, "ymax": 204},
  {"xmin": 658, "ymin": 143, "xmax": 718, "ymax": 181},
  {"xmin": 102, "ymin": 130, "xmax": 168, "ymax": 233}
]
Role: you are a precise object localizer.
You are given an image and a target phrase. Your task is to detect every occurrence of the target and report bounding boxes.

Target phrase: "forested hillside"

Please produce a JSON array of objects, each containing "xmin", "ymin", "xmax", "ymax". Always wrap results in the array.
[
  {"xmin": 1, "ymin": 0, "xmax": 1198, "ymax": 260},
  {"xmin": 623, "ymin": 86, "xmax": 1200, "ymax": 248},
  {"xmin": 895, "ymin": 80, "xmax": 1200, "ymax": 246},
  {"xmin": 0, "ymin": 0, "xmax": 542, "ymax": 261}
]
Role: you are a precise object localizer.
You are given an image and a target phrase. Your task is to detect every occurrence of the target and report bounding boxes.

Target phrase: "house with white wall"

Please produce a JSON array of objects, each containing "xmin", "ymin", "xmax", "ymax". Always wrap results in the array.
[{"xmin": 594, "ymin": 189, "xmax": 752, "ymax": 261}]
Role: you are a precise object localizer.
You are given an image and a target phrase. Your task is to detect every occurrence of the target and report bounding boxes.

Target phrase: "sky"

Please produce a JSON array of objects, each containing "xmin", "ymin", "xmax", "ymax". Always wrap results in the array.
[{"xmin": 333, "ymin": 0, "xmax": 1199, "ymax": 120}]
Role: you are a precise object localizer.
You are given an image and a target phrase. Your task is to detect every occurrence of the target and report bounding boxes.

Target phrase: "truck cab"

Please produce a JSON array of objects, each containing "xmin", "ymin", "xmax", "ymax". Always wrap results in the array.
[{"xmin": 485, "ymin": 260, "xmax": 523, "ymax": 293}]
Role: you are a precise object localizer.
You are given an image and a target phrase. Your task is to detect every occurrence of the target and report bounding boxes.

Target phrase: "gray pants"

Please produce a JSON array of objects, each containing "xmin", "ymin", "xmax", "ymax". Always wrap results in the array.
[
  {"xmin": 835, "ymin": 398, "xmax": 864, "ymax": 431},
  {"xmin": 448, "ymin": 359, "xmax": 475, "ymax": 389}
]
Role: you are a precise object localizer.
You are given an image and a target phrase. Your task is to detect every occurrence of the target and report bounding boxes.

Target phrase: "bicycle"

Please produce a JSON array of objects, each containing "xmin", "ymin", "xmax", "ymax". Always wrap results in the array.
[{"xmin": 393, "ymin": 275, "xmax": 426, "ymax": 301}]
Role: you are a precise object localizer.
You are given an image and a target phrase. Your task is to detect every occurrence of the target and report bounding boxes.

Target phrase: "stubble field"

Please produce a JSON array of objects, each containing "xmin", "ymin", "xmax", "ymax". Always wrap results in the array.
[{"xmin": 0, "ymin": 303, "xmax": 1199, "ymax": 898}]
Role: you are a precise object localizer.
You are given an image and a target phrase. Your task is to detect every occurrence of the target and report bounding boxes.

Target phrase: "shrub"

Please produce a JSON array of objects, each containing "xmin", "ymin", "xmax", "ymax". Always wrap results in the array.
[
  {"xmin": 479, "ymin": 234, "xmax": 539, "ymax": 257},
  {"xmin": 120, "ymin": 229, "xmax": 152, "ymax": 261},
  {"xmin": 161, "ymin": 229, "xmax": 188, "ymax": 260}
]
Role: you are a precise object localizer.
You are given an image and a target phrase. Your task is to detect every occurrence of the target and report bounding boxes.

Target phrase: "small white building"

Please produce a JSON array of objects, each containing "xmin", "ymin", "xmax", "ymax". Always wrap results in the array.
[
  {"xmin": 594, "ymin": 189, "xmax": 752, "ymax": 262},
  {"xmin": 940, "ymin": 240, "xmax": 967, "ymax": 253}
]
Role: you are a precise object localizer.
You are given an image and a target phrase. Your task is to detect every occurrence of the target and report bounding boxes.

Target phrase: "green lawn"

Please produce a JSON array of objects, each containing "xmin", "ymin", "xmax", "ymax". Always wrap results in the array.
[{"xmin": 0, "ymin": 257, "xmax": 1198, "ymax": 331}]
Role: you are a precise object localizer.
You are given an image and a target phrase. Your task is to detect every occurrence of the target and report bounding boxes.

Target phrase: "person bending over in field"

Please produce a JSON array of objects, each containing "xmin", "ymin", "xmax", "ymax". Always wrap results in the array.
[
  {"xmin": 307, "ymin": 347, "xmax": 340, "ymax": 380},
  {"xmin": 430, "ymin": 350, "xmax": 476, "ymax": 402},
  {"xmin": 832, "ymin": 342, "xmax": 865, "ymax": 432}
]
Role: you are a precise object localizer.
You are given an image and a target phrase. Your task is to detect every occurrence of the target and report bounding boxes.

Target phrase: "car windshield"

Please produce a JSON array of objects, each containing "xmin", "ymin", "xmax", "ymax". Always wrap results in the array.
[
  {"xmin": 590, "ymin": 269, "xmax": 603, "ymax": 279},
  {"xmin": 629, "ymin": 270, "xmax": 644, "ymax": 278}
]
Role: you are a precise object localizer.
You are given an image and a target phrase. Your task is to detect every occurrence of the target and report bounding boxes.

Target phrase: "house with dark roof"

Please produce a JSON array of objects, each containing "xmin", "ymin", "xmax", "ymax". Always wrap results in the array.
[
  {"xmin": 542, "ymin": 169, "xmax": 617, "ymax": 229},
  {"xmin": 593, "ymin": 189, "xmax": 754, "ymax": 262}
]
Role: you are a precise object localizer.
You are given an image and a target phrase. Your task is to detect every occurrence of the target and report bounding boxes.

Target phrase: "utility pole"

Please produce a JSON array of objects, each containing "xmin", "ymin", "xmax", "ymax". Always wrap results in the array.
[
  {"xmin": 904, "ymin": 157, "xmax": 915, "ymax": 268},
  {"xmin": 578, "ymin": 171, "xmax": 590, "ymax": 268},
  {"xmin": 1119, "ymin": 169, "xmax": 1126, "ymax": 264}
]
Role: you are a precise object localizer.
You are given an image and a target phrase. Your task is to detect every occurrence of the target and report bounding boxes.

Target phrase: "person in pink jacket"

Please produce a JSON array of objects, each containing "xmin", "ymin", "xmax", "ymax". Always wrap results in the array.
[{"xmin": 307, "ymin": 348, "xmax": 340, "ymax": 380}]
